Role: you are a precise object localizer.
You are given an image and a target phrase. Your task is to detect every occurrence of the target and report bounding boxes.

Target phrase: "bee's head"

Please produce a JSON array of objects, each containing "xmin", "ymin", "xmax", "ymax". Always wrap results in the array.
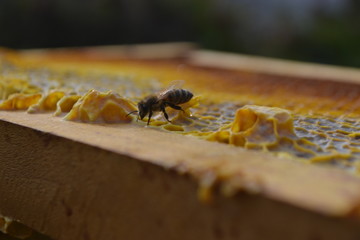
[{"xmin": 138, "ymin": 101, "xmax": 149, "ymax": 120}]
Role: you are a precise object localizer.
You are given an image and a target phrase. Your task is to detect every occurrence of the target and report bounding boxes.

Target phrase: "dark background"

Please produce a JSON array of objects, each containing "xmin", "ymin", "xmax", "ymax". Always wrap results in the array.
[{"xmin": 0, "ymin": 0, "xmax": 359, "ymax": 67}]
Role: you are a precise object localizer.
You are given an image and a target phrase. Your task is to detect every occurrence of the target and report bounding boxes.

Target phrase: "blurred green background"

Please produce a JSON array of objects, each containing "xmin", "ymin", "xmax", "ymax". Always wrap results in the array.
[{"xmin": 0, "ymin": 0, "xmax": 359, "ymax": 67}]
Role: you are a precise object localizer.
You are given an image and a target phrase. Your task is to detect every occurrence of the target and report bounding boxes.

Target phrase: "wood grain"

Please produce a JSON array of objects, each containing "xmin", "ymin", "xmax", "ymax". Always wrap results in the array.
[{"xmin": 1, "ymin": 111, "xmax": 360, "ymax": 239}]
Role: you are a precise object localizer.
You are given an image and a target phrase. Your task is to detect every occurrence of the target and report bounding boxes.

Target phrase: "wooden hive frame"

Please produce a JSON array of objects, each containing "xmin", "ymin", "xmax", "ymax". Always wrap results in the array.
[{"xmin": 1, "ymin": 43, "xmax": 360, "ymax": 240}]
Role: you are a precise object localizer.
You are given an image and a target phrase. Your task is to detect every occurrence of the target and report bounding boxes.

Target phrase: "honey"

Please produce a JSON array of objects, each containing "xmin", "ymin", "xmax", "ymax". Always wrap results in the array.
[{"xmin": 2, "ymin": 49, "xmax": 360, "ymax": 174}]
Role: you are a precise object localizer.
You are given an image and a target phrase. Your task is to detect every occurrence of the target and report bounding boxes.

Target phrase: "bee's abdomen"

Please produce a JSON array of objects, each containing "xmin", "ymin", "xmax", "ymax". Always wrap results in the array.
[{"xmin": 166, "ymin": 89, "xmax": 193, "ymax": 105}]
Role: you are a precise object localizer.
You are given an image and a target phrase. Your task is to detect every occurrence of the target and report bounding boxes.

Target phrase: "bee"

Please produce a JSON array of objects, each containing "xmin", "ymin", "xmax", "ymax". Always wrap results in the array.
[{"xmin": 127, "ymin": 81, "xmax": 193, "ymax": 125}]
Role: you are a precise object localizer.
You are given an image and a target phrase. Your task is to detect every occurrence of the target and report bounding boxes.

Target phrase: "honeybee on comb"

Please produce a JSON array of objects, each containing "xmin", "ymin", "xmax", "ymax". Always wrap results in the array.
[{"xmin": 127, "ymin": 80, "xmax": 193, "ymax": 125}]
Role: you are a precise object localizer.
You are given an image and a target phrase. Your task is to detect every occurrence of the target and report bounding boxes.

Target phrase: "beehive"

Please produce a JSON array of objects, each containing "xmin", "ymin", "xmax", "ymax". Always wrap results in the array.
[{"xmin": 2, "ymin": 44, "xmax": 360, "ymax": 240}]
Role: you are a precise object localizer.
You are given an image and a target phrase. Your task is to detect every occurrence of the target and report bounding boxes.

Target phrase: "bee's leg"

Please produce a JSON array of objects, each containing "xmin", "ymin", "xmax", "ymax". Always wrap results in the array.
[
  {"xmin": 166, "ymin": 102, "xmax": 184, "ymax": 112},
  {"xmin": 147, "ymin": 110, "xmax": 153, "ymax": 125},
  {"xmin": 161, "ymin": 105, "xmax": 171, "ymax": 122}
]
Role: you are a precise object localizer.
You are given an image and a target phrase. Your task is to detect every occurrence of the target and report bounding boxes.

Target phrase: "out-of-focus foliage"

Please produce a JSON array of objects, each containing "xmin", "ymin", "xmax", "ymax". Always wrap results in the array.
[
  {"xmin": 288, "ymin": 1, "xmax": 360, "ymax": 67},
  {"xmin": 0, "ymin": 0, "xmax": 359, "ymax": 67}
]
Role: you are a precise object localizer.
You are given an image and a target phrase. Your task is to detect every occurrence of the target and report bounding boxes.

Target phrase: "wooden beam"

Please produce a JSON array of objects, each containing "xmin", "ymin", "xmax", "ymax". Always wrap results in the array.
[
  {"xmin": 1, "ymin": 112, "xmax": 360, "ymax": 239},
  {"xmin": 190, "ymin": 50, "xmax": 360, "ymax": 84},
  {"xmin": 20, "ymin": 42, "xmax": 196, "ymax": 61}
]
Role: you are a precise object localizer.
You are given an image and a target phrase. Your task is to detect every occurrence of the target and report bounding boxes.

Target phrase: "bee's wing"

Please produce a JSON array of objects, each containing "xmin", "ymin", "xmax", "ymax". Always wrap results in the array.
[{"xmin": 158, "ymin": 80, "xmax": 185, "ymax": 99}]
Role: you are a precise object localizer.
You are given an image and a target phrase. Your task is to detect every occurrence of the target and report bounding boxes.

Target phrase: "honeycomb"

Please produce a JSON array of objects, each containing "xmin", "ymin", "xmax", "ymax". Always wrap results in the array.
[
  {"xmin": 2, "ymin": 49, "xmax": 360, "ymax": 174},
  {"xmin": 63, "ymin": 89, "xmax": 137, "ymax": 123}
]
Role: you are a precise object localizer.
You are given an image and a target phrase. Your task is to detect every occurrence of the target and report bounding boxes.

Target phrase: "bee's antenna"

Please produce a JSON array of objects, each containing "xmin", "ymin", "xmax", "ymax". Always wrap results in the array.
[{"xmin": 126, "ymin": 110, "xmax": 138, "ymax": 117}]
